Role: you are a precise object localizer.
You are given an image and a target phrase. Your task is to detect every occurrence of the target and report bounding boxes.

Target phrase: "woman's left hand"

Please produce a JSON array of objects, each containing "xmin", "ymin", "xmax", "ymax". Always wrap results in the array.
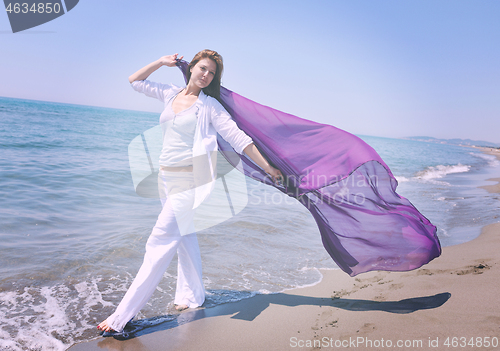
[
  {"xmin": 264, "ymin": 165, "xmax": 283, "ymax": 185},
  {"xmin": 243, "ymin": 143, "xmax": 283, "ymax": 185}
]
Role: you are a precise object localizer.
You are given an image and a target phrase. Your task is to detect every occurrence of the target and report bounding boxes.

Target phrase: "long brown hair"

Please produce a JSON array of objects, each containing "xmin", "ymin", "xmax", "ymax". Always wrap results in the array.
[{"xmin": 187, "ymin": 49, "xmax": 223, "ymax": 100}]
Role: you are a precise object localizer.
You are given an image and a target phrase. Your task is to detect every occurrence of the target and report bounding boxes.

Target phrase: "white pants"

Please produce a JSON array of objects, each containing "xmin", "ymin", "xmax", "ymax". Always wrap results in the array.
[{"xmin": 106, "ymin": 171, "xmax": 205, "ymax": 332}]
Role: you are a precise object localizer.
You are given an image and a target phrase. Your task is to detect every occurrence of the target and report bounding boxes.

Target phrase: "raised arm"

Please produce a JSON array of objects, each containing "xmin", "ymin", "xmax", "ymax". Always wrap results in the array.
[{"xmin": 128, "ymin": 53, "xmax": 184, "ymax": 83}]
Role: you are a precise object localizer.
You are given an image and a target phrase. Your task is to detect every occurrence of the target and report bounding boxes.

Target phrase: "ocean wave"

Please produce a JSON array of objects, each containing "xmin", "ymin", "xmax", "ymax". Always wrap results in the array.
[
  {"xmin": 395, "ymin": 176, "xmax": 410, "ymax": 183},
  {"xmin": 470, "ymin": 152, "xmax": 500, "ymax": 168},
  {"xmin": 0, "ymin": 276, "xmax": 131, "ymax": 351},
  {"xmin": 415, "ymin": 164, "xmax": 471, "ymax": 181},
  {"xmin": 394, "ymin": 164, "xmax": 471, "ymax": 185}
]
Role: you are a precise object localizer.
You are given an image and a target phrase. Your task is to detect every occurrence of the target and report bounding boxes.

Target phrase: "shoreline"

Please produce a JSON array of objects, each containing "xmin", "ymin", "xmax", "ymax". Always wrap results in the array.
[
  {"xmin": 68, "ymin": 147, "xmax": 500, "ymax": 351},
  {"xmin": 477, "ymin": 146, "xmax": 500, "ymax": 194}
]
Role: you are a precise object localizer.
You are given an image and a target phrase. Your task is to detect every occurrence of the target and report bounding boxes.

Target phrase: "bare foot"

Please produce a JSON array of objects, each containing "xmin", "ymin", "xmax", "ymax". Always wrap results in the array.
[
  {"xmin": 97, "ymin": 319, "xmax": 115, "ymax": 333},
  {"xmin": 174, "ymin": 304, "xmax": 189, "ymax": 311}
]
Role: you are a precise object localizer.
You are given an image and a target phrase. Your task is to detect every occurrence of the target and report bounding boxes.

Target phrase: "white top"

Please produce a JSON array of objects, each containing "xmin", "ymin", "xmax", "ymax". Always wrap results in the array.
[
  {"xmin": 131, "ymin": 79, "xmax": 253, "ymax": 208},
  {"xmin": 159, "ymin": 95, "xmax": 198, "ymax": 167}
]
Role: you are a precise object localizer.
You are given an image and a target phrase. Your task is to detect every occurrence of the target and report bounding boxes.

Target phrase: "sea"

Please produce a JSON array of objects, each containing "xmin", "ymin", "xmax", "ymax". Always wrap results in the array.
[{"xmin": 1, "ymin": 96, "xmax": 499, "ymax": 350}]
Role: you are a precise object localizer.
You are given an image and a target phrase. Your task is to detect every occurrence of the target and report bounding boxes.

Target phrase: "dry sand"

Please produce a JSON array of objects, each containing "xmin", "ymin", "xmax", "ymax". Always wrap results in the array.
[{"xmin": 69, "ymin": 148, "xmax": 500, "ymax": 351}]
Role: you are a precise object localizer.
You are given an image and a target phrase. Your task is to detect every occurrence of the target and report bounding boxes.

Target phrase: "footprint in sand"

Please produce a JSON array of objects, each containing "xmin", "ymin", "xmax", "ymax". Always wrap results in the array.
[
  {"xmin": 388, "ymin": 283, "xmax": 404, "ymax": 290},
  {"xmin": 356, "ymin": 323, "xmax": 376, "ymax": 334},
  {"xmin": 455, "ymin": 263, "xmax": 490, "ymax": 275}
]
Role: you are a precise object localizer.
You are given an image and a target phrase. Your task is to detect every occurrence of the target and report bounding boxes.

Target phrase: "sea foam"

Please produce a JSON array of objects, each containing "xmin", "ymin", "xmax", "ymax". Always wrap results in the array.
[
  {"xmin": 470, "ymin": 152, "xmax": 500, "ymax": 168},
  {"xmin": 415, "ymin": 164, "xmax": 471, "ymax": 181}
]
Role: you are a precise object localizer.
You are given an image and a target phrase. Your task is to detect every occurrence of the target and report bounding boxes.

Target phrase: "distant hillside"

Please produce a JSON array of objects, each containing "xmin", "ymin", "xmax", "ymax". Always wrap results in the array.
[{"xmin": 403, "ymin": 136, "xmax": 500, "ymax": 148}]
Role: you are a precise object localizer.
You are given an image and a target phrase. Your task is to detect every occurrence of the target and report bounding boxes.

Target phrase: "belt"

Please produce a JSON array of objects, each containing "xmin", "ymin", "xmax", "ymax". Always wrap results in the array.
[{"xmin": 160, "ymin": 165, "xmax": 193, "ymax": 172}]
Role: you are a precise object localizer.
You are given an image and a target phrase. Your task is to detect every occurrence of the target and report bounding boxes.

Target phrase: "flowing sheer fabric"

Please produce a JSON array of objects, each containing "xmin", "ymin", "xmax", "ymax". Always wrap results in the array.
[{"xmin": 176, "ymin": 60, "xmax": 440, "ymax": 277}]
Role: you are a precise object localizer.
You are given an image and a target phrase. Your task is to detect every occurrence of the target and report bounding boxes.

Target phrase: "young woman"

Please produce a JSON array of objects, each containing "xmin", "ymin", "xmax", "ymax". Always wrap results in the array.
[{"xmin": 98, "ymin": 50, "xmax": 282, "ymax": 334}]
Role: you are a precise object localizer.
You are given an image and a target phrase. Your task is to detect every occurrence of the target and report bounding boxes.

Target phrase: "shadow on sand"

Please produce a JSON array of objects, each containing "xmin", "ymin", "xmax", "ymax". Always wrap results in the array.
[{"xmin": 103, "ymin": 291, "xmax": 451, "ymax": 341}]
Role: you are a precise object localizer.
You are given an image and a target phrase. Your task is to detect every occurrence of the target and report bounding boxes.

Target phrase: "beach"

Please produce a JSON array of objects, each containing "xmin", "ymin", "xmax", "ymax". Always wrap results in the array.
[{"xmin": 69, "ymin": 148, "xmax": 500, "ymax": 351}]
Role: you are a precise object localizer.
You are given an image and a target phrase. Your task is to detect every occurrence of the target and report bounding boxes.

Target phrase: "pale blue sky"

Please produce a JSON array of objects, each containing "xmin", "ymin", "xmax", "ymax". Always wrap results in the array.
[{"xmin": 1, "ymin": 0, "xmax": 499, "ymax": 143}]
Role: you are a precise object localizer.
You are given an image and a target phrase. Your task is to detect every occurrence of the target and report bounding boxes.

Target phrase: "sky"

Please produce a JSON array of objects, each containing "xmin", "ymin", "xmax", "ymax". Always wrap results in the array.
[{"xmin": 1, "ymin": 0, "xmax": 499, "ymax": 144}]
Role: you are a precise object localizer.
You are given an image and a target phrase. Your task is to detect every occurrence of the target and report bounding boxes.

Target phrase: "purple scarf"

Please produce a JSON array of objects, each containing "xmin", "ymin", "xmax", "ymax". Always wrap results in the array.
[{"xmin": 177, "ymin": 61, "xmax": 441, "ymax": 277}]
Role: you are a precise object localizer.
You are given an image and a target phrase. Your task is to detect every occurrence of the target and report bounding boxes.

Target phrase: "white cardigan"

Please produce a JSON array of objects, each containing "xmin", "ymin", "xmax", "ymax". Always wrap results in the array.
[{"xmin": 131, "ymin": 80, "xmax": 253, "ymax": 208}]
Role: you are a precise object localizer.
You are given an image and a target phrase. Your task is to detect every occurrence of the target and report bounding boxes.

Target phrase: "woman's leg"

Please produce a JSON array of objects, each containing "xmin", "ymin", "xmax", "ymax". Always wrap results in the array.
[
  {"xmin": 102, "ymin": 196, "xmax": 183, "ymax": 332},
  {"xmin": 174, "ymin": 233, "xmax": 204, "ymax": 308},
  {"xmin": 167, "ymin": 172, "xmax": 204, "ymax": 308},
  {"xmin": 99, "ymin": 170, "xmax": 204, "ymax": 332}
]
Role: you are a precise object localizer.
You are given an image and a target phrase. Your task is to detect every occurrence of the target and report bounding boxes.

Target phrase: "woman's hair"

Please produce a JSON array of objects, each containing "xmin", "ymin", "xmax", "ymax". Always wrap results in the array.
[{"xmin": 187, "ymin": 49, "xmax": 223, "ymax": 100}]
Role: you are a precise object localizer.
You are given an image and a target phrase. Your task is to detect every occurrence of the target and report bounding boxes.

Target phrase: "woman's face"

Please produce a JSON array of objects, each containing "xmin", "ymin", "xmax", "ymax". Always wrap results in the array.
[{"xmin": 190, "ymin": 58, "xmax": 217, "ymax": 89}]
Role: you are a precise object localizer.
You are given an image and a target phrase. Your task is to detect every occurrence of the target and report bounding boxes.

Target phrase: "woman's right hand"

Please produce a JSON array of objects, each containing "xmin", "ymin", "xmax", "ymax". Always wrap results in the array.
[
  {"xmin": 159, "ymin": 53, "xmax": 184, "ymax": 67},
  {"xmin": 129, "ymin": 53, "xmax": 184, "ymax": 83}
]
